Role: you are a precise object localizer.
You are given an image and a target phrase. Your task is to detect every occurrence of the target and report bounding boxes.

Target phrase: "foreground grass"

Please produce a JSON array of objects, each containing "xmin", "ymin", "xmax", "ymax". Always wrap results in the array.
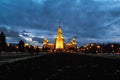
[
  {"xmin": 1, "ymin": 53, "xmax": 120, "ymax": 80},
  {"xmin": 0, "ymin": 52, "xmax": 49, "ymax": 65},
  {"xmin": 1, "ymin": 52, "xmax": 120, "ymax": 65},
  {"xmin": 79, "ymin": 53, "xmax": 120, "ymax": 59}
]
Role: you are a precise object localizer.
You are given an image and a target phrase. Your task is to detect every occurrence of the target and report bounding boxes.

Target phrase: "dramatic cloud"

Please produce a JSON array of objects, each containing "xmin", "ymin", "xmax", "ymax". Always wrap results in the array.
[
  {"xmin": 0, "ymin": 25, "xmax": 24, "ymax": 43},
  {"xmin": 0, "ymin": 0, "xmax": 120, "ymax": 46}
]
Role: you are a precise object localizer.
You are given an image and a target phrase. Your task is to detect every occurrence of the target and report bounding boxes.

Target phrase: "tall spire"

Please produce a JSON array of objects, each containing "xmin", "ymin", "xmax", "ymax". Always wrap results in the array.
[
  {"xmin": 55, "ymin": 22, "xmax": 64, "ymax": 49},
  {"xmin": 57, "ymin": 26, "xmax": 62, "ymax": 34},
  {"xmin": 58, "ymin": 20, "xmax": 61, "ymax": 27},
  {"xmin": 56, "ymin": 21, "xmax": 63, "ymax": 38}
]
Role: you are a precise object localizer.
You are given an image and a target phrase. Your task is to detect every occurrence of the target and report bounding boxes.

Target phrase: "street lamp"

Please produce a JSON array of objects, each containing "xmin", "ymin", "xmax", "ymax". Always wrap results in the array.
[
  {"xmin": 97, "ymin": 45, "xmax": 100, "ymax": 49},
  {"xmin": 90, "ymin": 43, "xmax": 94, "ymax": 47},
  {"xmin": 97, "ymin": 45, "xmax": 101, "ymax": 53},
  {"xmin": 111, "ymin": 44, "xmax": 114, "ymax": 53},
  {"xmin": 111, "ymin": 45, "xmax": 114, "ymax": 48}
]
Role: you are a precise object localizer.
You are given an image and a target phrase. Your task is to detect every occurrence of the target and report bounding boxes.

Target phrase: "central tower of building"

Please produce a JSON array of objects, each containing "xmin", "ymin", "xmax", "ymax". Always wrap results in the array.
[
  {"xmin": 42, "ymin": 22, "xmax": 77, "ymax": 52},
  {"xmin": 55, "ymin": 25, "xmax": 64, "ymax": 49}
]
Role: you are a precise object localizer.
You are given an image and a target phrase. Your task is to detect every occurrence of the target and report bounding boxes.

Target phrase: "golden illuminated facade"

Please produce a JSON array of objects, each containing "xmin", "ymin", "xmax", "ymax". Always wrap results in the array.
[
  {"xmin": 43, "ymin": 24, "xmax": 77, "ymax": 52},
  {"xmin": 55, "ymin": 26, "xmax": 64, "ymax": 49}
]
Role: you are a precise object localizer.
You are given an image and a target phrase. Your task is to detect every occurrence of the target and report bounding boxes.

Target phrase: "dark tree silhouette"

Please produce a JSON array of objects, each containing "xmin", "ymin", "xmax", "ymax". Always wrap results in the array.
[
  {"xmin": 24, "ymin": 46, "xmax": 29, "ymax": 53},
  {"xmin": 28, "ymin": 45, "xmax": 35, "ymax": 54},
  {"xmin": 35, "ymin": 46, "xmax": 40, "ymax": 54},
  {"xmin": 18, "ymin": 40, "xmax": 25, "ymax": 52},
  {"xmin": 0, "ymin": 32, "xmax": 6, "ymax": 52}
]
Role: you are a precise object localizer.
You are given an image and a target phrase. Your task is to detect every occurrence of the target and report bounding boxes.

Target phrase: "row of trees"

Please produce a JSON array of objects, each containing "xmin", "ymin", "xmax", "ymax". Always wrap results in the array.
[
  {"xmin": 1, "ymin": 32, "xmax": 120, "ymax": 54},
  {"xmin": 0, "ymin": 32, "xmax": 41, "ymax": 53},
  {"xmin": 79, "ymin": 43, "xmax": 120, "ymax": 54}
]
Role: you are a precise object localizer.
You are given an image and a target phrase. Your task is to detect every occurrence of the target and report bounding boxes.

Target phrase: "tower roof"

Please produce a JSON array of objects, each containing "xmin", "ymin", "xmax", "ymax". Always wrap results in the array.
[
  {"xmin": 56, "ymin": 23, "xmax": 64, "ymax": 38},
  {"xmin": 57, "ymin": 26, "xmax": 62, "ymax": 34}
]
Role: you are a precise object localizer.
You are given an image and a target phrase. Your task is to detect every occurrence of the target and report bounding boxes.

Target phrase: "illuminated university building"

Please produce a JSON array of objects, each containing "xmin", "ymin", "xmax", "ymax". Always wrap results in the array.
[{"xmin": 43, "ymin": 24, "xmax": 77, "ymax": 52}]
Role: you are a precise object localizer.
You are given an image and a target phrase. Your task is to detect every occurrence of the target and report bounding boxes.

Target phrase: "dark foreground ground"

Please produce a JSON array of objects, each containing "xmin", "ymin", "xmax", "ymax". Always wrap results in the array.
[{"xmin": 0, "ymin": 53, "xmax": 120, "ymax": 80}]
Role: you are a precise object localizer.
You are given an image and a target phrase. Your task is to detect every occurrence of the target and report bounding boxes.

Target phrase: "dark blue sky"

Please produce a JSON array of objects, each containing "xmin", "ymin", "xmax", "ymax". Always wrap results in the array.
[{"xmin": 0, "ymin": 0, "xmax": 120, "ymax": 46}]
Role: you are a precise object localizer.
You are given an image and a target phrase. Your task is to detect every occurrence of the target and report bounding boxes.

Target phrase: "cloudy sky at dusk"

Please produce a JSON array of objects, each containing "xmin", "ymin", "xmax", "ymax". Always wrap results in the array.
[{"xmin": 0, "ymin": 0, "xmax": 120, "ymax": 46}]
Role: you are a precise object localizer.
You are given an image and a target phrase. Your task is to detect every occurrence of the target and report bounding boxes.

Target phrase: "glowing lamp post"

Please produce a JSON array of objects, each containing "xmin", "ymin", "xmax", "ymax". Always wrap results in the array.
[
  {"xmin": 97, "ymin": 45, "xmax": 100, "ymax": 49},
  {"xmin": 97, "ymin": 45, "xmax": 101, "ymax": 53},
  {"xmin": 91, "ymin": 43, "xmax": 94, "ymax": 47},
  {"xmin": 111, "ymin": 45, "xmax": 114, "ymax": 53},
  {"xmin": 7, "ymin": 43, "xmax": 10, "ymax": 47},
  {"xmin": 16, "ymin": 46, "xmax": 18, "ymax": 49},
  {"xmin": 111, "ymin": 45, "xmax": 114, "ymax": 48}
]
